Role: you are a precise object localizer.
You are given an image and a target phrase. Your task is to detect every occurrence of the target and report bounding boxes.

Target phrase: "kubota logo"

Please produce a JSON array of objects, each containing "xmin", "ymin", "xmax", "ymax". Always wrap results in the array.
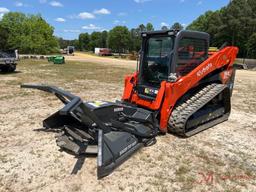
[{"xmin": 197, "ymin": 63, "xmax": 213, "ymax": 77}]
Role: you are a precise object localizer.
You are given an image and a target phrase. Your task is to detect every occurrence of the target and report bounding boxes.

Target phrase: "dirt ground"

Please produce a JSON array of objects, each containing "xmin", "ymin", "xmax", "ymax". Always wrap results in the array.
[
  {"xmin": 0, "ymin": 58, "xmax": 256, "ymax": 192},
  {"xmin": 65, "ymin": 52, "xmax": 137, "ymax": 68}
]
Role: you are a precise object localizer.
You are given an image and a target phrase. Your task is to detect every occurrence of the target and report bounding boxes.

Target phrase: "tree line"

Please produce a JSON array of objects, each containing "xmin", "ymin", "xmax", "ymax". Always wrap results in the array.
[
  {"xmin": 72, "ymin": 22, "xmax": 183, "ymax": 53},
  {"xmin": 0, "ymin": 12, "xmax": 182, "ymax": 54},
  {"xmin": 187, "ymin": 0, "xmax": 256, "ymax": 58},
  {"xmin": 0, "ymin": 0, "xmax": 255, "ymax": 58},
  {"xmin": 73, "ymin": 0, "xmax": 256, "ymax": 58},
  {"xmin": 0, "ymin": 12, "xmax": 59, "ymax": 54}
]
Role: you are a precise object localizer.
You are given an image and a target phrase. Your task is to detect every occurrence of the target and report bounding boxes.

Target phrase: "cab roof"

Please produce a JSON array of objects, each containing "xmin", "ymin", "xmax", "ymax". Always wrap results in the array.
[
  {"xmin": 141, "ymin": 29, "xmax": 179, "ymax": 37},
  {"xmin": 141, "ymin": 30, "xmax": 209, "ymax": 40}
]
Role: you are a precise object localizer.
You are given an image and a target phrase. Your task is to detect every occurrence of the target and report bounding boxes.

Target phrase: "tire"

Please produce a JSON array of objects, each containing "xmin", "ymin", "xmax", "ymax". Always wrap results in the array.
[
  {"xmin": 8, "ymin": 64, "xmax": 16, "ymax": 72},
  {"xmin": 1, "ymin": 64, "xmax": 16, "ymax": 73}
]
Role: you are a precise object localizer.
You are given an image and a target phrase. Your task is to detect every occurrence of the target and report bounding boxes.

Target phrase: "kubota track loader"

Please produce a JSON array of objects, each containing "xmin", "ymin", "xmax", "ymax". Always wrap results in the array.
[{"xmin": 21, "ymin": 30, "xmax": 238, "ymax": 179}]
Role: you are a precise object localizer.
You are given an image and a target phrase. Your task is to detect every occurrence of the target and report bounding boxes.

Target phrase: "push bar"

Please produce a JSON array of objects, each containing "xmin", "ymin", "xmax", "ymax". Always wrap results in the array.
[
  {"xmin": 21, "ymin": 84, "xmax": 76, "ymax": 100},
  {"xmin": 21, "ymin": 84, "xmax": 111, "ymax": 133}
]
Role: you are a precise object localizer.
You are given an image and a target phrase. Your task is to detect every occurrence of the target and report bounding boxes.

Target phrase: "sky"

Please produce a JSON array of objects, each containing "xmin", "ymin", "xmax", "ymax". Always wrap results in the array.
[{"xmin": 0, "ymin": 0, "xmax": 230, "ymax": 40}]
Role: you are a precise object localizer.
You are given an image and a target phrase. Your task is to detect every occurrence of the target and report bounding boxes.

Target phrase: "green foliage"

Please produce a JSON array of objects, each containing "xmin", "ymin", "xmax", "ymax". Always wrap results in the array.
[
  {"xmin": 75, "ymin": 23, "xmax": 155, "ymax": 53},
  {"xmin": 187, "ymin": 11, "xmax": 215, "ymax": 31},
  {"xmin": 78, "ymin": 33, "xmax": 90, "ymax": 50},
  {"xmin": 146, "ymin": 23, "xmax": 154, "ymax": 31},
  {"xmin": 171, "ymin": 22, "xmax": 184, "ymax": 30},
  {"xmin": 89, "ymin": 32, "xmax": 104, "ymax": 51},
  {"xmin": 130, "ymin": 28, "xmax": 141, "ymax": 52},
  {"xmin": 76, "ymin": 31, "xmax": 109, "ymax": 51},
  {"xmin": 187, "ymin": 0, "xmax": 256, "ymax": 58},
  {"xmin": 161, "ymin": 26, "xmax": 168, "ymax": 30},
  {"xmin": 129, "ymin": 23, "xmax": 155, "ymax": 52},
  {"xmin": 2, "ymin": 0, "xmax": 255, "ymax": 59},
  {"xmin": 247, "ymin": 33, "xmax": 256, "ymax": 58},
  {"xmin": 108, "ymin": 26, "xmax": 131, "ymax": 54},
  {"xmin": 101, "ymin": 30, "xmax": 108, "ymax": 48},
  {"xmin": 0, "ymin": 23, "xmax": 9, "ymax": 50},
  {"xmin": 0, "ymin": 12, "xmax": 59, "ymax": 54},
  {"xmin": 58, "ymin": 38, "xmax": 78, "ymax": 49},
  {"xmin": 138, "ymin": 24, "xmax": 146, "ymax": 32},
  {"xmin": 75, "ymin": 23, "xmax": 156, "ymax": 53}
]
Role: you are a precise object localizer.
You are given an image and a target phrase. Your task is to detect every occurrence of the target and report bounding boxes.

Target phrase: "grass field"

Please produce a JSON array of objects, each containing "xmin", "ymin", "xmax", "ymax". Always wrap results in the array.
[{"xmin": 0, "ymin": 59, "xmax": 256, "ymax": 192}]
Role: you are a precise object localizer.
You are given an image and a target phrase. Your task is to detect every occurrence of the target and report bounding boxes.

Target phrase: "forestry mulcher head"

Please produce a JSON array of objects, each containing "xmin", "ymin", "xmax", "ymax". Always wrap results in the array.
[{"xmin": 21, "ymin": 84, "xmax": 158, "ymax": 179}]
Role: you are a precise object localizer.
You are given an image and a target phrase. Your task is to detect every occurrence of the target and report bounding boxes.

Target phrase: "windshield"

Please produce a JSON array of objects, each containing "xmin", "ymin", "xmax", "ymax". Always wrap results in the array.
[{"xmin": 141, "ymin": 36, "xmax": 173, "ymax": 85}]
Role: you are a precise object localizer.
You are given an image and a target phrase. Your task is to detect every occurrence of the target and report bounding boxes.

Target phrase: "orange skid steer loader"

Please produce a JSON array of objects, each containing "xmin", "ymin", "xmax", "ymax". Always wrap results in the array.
[{"xmin": 21, "ymin": 30, "xmax": 238, "ymax": 179}]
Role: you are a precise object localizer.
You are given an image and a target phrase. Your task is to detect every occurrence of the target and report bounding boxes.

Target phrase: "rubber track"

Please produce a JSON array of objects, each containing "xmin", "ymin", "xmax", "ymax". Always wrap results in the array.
[{"xmin": 168, "ymin": 83, "xmax": 227, "ymax": 137}]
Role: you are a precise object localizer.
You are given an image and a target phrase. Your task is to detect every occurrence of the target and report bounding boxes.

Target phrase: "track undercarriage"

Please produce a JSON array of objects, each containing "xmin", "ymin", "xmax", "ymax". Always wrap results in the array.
[{"xmin": 168, "ymin": 83, "xmax": 231, "ymax": 137}]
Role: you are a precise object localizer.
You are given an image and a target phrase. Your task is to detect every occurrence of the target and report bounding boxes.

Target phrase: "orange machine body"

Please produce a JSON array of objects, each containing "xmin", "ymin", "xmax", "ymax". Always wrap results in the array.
[{"xmin": 122, "ymin": 46, "xmax": 239, "ymax": 133}]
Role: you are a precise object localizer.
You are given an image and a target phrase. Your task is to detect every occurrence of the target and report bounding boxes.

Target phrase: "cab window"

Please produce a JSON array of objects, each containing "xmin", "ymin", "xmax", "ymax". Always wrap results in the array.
[{"xmin": 176, "ymin": 38, "xmax": 207, "ymax": 76}]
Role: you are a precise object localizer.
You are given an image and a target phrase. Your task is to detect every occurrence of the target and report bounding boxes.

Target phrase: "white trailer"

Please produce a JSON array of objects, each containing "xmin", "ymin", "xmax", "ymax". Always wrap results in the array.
[{"xmin": 94, "ymin": 48, "xmax": 100, "ymax": 55}]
